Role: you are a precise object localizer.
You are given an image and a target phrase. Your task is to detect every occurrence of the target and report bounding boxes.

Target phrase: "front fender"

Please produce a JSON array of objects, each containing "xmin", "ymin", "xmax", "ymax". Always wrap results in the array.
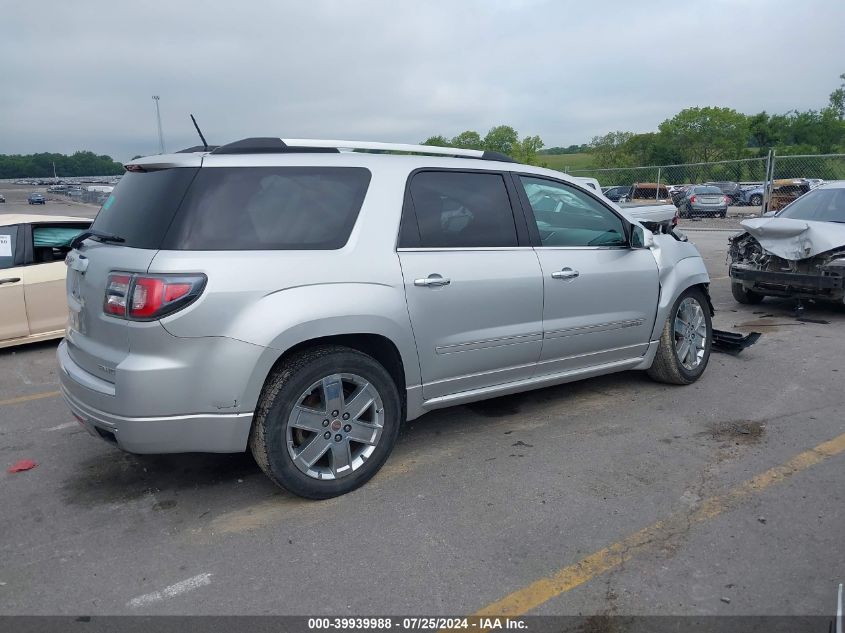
[{"xmin": 649, "ymin": 235, "xmax": 711, "ymax": 341}]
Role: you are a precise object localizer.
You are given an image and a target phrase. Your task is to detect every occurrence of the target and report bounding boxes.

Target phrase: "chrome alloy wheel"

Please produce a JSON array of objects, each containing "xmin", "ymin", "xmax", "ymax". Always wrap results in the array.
[
  {"xmin": 673, "ymin": 297, "xmax": 708, "ymax": 371},
  {"xmin": 286, "ymin": 373, "xmax": 384, "ymax": 480}
]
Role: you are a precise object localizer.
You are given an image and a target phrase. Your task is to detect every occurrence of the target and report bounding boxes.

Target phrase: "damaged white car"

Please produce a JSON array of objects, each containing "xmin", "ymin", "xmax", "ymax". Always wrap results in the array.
[{"xmin": 728, "ymin": 181, "xmax": 845, "ymax": 304}]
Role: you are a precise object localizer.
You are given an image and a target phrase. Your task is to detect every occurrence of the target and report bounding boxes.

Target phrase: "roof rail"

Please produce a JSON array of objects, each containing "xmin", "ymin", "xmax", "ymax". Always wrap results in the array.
[{"xmin": 211, "ymin": 137, "xmax": 516, "ymax": 163}]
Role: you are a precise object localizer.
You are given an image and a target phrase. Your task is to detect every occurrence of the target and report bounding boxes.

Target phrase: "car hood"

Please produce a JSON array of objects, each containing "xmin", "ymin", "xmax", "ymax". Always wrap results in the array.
[
  {"xmin": 740, "ymin": 217, "xmax": 845, "ymax": 260},
  {"xmin": 618, "ymin": 203, "xmax": 677, "ymax": 223}
]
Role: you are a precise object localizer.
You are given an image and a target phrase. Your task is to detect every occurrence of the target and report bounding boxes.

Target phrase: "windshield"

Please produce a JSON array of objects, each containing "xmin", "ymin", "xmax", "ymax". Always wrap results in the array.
[{"xmin": 778, "ymin": 187, "xmax": 845, "ymax": 223}]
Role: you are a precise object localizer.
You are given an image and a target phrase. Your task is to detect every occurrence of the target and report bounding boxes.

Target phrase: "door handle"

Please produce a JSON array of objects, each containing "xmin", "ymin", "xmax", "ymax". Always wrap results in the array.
[
  {"xmin": 0, "ymin": 277, "xmax": 21, "ymax": 285},
  {"xmin": 414, "ymin": 274, "xmax": 451, "ymax": 287},
  {"xmin": 551, "ymin": 268, "xmax": 579, "ymax": 280}
]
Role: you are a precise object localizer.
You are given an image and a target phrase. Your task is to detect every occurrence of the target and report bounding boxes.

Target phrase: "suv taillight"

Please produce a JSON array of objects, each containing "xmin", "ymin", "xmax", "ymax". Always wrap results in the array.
[{"xmin": 103, "ymin": 273, "xmax": 206, "ymax": 320}]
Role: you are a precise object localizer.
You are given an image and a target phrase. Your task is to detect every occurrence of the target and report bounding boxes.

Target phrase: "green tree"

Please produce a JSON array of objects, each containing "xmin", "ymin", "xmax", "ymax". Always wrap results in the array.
[
  {"xmin": 513, "ymin": 135, "xmax": 544, "ymax": 165},
  {"xmin": 421, "ymin": 135, "xmax": 451, "ymax": 147},
  {"xmin": 828, "ymin": 72, "xmax": 845, "ymax": 119},
  {"xmin": 0, "ymin": 151, "xmax": 124, "ymax": 178},
  {"xmin": 589, "ymin": 131, "xmax": 634, "ymax": 167},
  {"xmin": 483, "ymin": 125, "xmax": 519, "ymax": 155},
  {"xmin": 658, "ymin": 107, "xmax": 749, "ymax": 163},
  {"xmin": 450, "ymin": 130, "xmax": 483, "ymax": 150}
]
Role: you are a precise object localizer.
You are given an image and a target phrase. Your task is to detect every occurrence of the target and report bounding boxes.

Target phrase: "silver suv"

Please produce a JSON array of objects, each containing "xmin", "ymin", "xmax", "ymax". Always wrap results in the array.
[{"xmin": 58, "ymin": 138, "xmax": 713, "ymax": 498}]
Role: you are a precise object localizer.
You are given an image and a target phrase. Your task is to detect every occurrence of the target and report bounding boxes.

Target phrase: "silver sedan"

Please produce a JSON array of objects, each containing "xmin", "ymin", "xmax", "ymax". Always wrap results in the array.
[{"xmin": 679, "ymin": 185, "xmax": 729, "ymax": 218}]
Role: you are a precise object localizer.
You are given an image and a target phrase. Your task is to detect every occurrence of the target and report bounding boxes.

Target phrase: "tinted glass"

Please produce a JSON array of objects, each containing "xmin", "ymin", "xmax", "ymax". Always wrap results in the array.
[
  {"xmin": 694, "ymin": 186, "xmax": 722, "ymax": 194},
  {"xmin": 164, "ymin": 167, "xmax": 371, "ymax": 250},
  {"xmin": 520, "ymin": 177, "xmax": 626, "ymax": 247},
  {"xmin": 32, "ymin": 224, "xmax": 90, "ymax": 263},
  {"xmin": 0, "ymin": 227, "xmax": 16, "ymax": 269},
  {"xmin": 409, "ymin": 171, "xmax": 518, "ymax": 248},
  {"xmin": 778, "ymin": 188, "xmax": 845, "ymax": 222},
  {"xmin": 91, "ymin": 168, "xmax": 199, "ymax": 249}
]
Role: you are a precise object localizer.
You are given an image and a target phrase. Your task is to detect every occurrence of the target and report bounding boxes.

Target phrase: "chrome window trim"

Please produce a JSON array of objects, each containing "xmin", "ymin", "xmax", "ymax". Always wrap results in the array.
[
  {"xmin": 397, "ymin": 246, "xmax": 534, "ymax": 252},
  {"xmin": 533, "ymin": 245, "xmax": 630, "ymax": 251}
]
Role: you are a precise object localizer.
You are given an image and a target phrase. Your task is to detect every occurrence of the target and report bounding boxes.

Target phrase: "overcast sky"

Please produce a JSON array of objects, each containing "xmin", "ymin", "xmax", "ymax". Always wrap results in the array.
[{"xmin": 3, "ymin": 0, "xmax": 844, "ymax": 161}]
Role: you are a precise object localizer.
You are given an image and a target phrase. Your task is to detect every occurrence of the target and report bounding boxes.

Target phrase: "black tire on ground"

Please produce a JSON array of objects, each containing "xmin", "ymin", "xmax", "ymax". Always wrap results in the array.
[
  {"xmin": 720, "ymin": 211, "xmax": 727, "ymax": 218},
  {"xmin": 731, "ymin": 281, "xmax": 765, "ymax": 305},
  {"xmin": 646, "ymin": 287, "xmax": 712, "ymax": 386},
  {"xmin": 249, "ymin": 345, "xmax": 402, "ymax": 499},
  {"xmin": 750, "ymin": 194, "xmax": 763, "ymax": 206}
]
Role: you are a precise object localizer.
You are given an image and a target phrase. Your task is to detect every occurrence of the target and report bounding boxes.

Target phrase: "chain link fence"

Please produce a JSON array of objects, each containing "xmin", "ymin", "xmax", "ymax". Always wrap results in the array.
[
  {"xmin": 567, "ymin": 157, "xmax": 769, "ymax": 190},
  {"xmin": 565, "ymin": 153, "xmax": 845, "ymax": 211}
]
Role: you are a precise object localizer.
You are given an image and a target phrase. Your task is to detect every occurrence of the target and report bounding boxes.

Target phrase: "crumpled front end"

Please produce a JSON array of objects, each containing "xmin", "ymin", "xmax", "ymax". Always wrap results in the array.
[{"xmin": 728, "ymin": 231, "xmax": 845, "ymax": 301}]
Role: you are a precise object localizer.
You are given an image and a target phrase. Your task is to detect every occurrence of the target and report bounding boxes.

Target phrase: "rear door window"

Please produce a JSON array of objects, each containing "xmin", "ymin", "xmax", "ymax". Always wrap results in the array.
[
  {"xmin": 406, "ymin": 171, "xmax": 518, "ymax": 248},
  {"xmin": 0, "ymin": 226, "xmax": 17, "ymax": 269},
  {"xmin": 91, "ymin": 168, "xmax": 200, "ymax": 249},
  {"xmin": 164, "ymin": 167, "xmax": 371, "ymax": 250}
]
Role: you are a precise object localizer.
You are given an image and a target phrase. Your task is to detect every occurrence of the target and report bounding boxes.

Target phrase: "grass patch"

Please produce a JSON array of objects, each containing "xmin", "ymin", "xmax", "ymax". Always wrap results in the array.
[{"xmin": 533, "ymin": 152, "xmax": 597, "ymax": 172}]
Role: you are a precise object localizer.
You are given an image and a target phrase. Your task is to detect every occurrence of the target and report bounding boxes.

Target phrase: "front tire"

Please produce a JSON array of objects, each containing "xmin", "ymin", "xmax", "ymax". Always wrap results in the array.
[
  {"xmin": 249, "ymin": 345, "xmax": 402, "ymax": 499},
  {"xmin": 647, "ymin": 287, "xmax": 712, "ymax": 385},
  {"xmin": 750, "ymin": 194, "xmax": 762, "ymax": 206},
  {"xmin": 731, "ymin": 282, "xmax": 765, "ymax": 305}
]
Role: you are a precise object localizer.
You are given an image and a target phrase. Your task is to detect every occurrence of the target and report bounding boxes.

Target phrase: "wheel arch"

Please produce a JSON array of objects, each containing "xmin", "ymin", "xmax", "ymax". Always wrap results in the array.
[{"xmin": 243, "ymin": 327, "xmax": 418, "ymax": 421}]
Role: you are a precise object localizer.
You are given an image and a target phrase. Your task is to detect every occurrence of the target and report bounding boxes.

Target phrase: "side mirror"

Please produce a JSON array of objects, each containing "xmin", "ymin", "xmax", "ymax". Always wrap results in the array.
[{"xmin": 631, "ymin": 223, "xmax": 655, "ymax": 249}]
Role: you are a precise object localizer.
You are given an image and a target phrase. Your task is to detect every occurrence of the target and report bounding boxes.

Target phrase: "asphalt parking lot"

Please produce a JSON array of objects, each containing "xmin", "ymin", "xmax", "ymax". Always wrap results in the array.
[{"xmin": 1, "ymin": 206, "xmax": 843, "ymax": 617}]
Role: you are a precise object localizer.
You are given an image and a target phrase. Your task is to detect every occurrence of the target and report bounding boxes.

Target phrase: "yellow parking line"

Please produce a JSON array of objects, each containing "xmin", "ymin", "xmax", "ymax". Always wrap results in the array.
[
  {"xmin": 475, "ymin": 431, "xmax": 845, "ymax": 617},
  {"xmin": 0, "ymin": 390, "xmax": 61, "ymax": 407}
]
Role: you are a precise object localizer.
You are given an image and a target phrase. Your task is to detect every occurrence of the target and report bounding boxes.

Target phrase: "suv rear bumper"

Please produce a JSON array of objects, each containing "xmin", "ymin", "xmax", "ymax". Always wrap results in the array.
[{"xmin": 58, "ymin": 340, "xmax": 254, "ymax": 454}]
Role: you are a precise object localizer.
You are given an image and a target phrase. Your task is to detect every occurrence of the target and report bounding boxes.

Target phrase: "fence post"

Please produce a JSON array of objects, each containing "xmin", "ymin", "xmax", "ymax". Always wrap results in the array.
[
  {"xmin": 655, "ymin": 167, "xmax": 661, "ymax": 200},
  {"xmin": 762, "ymin": 149, "xmax": 775, "ymax": 215}
]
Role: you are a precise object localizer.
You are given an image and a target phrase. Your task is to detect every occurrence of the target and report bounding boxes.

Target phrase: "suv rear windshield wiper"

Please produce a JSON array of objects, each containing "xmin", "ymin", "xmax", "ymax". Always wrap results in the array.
[{"xmin": 70, "ymin": 230, "xmax": 126, "ymax": 250}]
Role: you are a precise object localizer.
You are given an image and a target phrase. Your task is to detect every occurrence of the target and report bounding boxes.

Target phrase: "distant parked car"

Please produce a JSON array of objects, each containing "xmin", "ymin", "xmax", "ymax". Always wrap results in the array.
[
  {"xmin": 603, "ymin": 185, "xmax": 630, "ymax": 202},
  {"xmin": 678, "ymin": 185, "xmax": 729, "ymax": 218},
  {"xmin": 770, "ymin": 179, "xmax": 811, "ymax": 211},
  {"xmin": 27, "ymin": 193, "xmax": 46, "ymax": 205},
  {"xmin": 703, "ymin": 181, "xmax": 742, "ymax": 204},
  {"xmin": 669, "ymin": 184, "xmax": 692, "ymax": 206},
  {"xmin": 628, "ymin": 183, "xmax": 673, "ymax": 203},
  {"xmin": 740, "ymin": 185, "xmax": 764, "ymax": 207}
]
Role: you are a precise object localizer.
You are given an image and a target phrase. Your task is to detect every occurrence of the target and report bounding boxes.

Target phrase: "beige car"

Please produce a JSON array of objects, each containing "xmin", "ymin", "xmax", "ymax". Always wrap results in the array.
[{"xmin": 0, "ymin": 214, "xmax": 91, "ymax": 349}]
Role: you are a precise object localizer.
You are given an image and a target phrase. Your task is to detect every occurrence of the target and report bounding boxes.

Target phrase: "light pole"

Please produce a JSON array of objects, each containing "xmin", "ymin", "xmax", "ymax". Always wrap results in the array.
[{"xmin": 152, "ymin": 95, "xmax": 166, "ymax": 154}]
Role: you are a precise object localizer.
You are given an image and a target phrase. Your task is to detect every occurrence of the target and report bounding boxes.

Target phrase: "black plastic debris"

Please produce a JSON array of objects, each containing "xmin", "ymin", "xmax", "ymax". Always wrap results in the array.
[{"xmin": 712, "ymin": 329, "xmax": 762, "ymax": 355}]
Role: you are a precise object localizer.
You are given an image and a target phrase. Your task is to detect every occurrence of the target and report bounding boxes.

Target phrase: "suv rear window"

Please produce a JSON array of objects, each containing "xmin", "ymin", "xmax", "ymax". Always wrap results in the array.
[
  {"xmin": 164, "ymin": 167, "xmax": 371, "ymax": 250},
  {"xmin": 91, "ymin": 168, "xmax": 200, "ymax": 249}
]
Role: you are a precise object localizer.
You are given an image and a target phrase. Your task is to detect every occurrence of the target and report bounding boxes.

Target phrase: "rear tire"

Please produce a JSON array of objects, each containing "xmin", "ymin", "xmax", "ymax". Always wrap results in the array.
[
  {"xmin": 731, "ymin": 282, "xmax": 765, "ymax": 305},
  {"xmin": 750, "ymin": 194, "xmax": 762, "ymax": 206},
  {"xmin": 249, "ymin": 345, "xmax": 401, "ymax": 499},
  {"xmin": 647, "ymin": 287, "xmax": 712, "ymax": 385}
]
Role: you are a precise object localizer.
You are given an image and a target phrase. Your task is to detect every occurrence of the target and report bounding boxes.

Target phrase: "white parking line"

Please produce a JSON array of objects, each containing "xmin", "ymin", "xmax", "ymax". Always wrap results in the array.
[
  {"xmin": 127, "ymin": 573, "xmax": 213, "ymax": 608},
  {"xmin": 44, "ymin": 422, "xmax": 77, "ymax": 432}
]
